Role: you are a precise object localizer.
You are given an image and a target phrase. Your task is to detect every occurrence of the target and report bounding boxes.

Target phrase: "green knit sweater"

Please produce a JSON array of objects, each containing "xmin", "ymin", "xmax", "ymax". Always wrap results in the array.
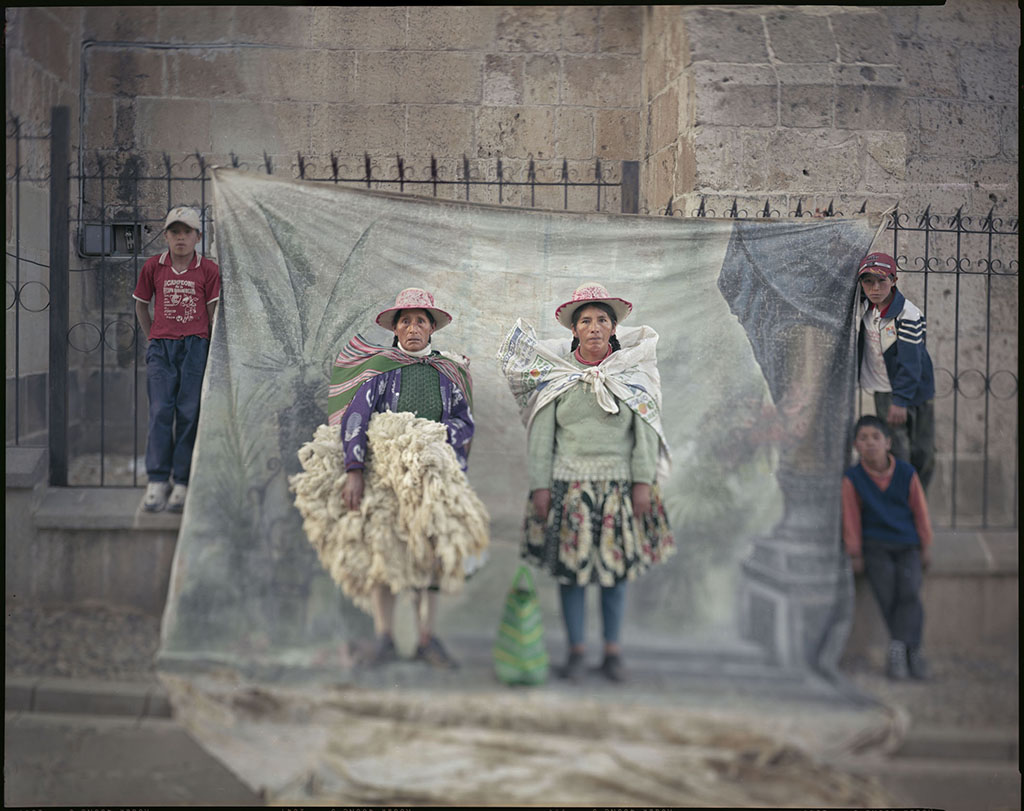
[{"xmin": 527, "ymin": 357, "xmax": 660, "ymax": 490}]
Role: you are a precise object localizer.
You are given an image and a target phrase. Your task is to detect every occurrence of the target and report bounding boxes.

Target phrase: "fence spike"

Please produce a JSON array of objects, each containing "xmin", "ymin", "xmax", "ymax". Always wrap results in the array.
[
  {"xmin": 562, "ymin": 157, "xmax": 569, "ymax": 180},
  {"xmin": 696, "ymin": 196, "xmax": 707, "ymax": 217},
  {"xmin": 364, "ymin": 153, "xmax": 371, "ymax": 187},
  {"xmin": 496, "ymin": 157, "xmax": 503, "ymax": 180},
  {"xmin": 859, "ymin": 200, "xmax": 867, "ymax": 214},
  {"xmin": 162, "ymin": 152, "xmax": 172, "ymax": 175},
  {"xmin": 430, "ymin": 155, "xmax": 438, "ymax": 179},
  {"xmin": 950, "ymin": 205, "xmax": 963, "ymax": 227},
  {"xmin": 665, "ymin": 196, "xmax": 674, "ymax": 216},
  {"xmin": 594, "ymin": 157, "xmax": 602, "ymax": 181},
  {"xmin": 263, "ymin": 151, "xmax": 272, "ymax": 174},
  {"xmin": 729, "ymin": 198, "xmax": 739, "ymax": 218},
  {"xmin": 528, "ymin": 158, "xmax": 536, "ymax": 181},
  {"xmin": 194, "ymin": 151, "xmax": 205, "ymax": 173},
  {"xmin": 230, "ymin": 151, "xmax": 239, "ymax": 168},
  {"xmin": 794, "ymin": 198, "xmax": 804, "ymax": 217},
  {"xmin": 330, "ymin": 152, "xmax": 339, "ymax": 181},
  {"xmin": 297, "ymin": 152, "xmax": 306, "ymax": 179},
  {"xmin": 825, "ymin": 199, "xmax": 834, "ymax": 217},
  {"xmin": 918, "ymin": 204, "xmax": 931, "ymax": 228},
  {"xmin": 762, "ymin": 198, "xmax": 771, "ymax": 218},
  {"xmin": 982, "ymin": 205, "xmax": 996, "ymax": 230}
]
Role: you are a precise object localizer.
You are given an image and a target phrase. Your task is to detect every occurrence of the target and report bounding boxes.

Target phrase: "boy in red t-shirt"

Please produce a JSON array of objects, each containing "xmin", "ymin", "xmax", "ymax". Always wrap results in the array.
[{"xmin": 133, "ymin": 206, "xmax": 221, "ymax": 512}]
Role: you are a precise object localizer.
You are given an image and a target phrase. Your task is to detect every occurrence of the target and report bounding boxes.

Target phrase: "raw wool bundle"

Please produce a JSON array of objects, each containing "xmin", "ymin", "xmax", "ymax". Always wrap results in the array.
[{"xmin": 289, "ymin": 412, "xmax": 489, "ymax": 614}]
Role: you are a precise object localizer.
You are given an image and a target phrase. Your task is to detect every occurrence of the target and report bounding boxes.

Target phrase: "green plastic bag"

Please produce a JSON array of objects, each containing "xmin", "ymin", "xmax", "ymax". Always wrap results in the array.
[{"xmin": 493, "ymin": 565, "xmax": 549, "ymax": 685}]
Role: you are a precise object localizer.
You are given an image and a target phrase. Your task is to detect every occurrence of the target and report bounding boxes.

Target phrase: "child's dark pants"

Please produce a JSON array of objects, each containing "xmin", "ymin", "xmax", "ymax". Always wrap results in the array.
[
  {"xmin": 145, "ymin": 336, "xmax": 210, "ymax": 484},
  {"xmin": 862, "ymin": 543, "xmax": 924, "ymax": 649}
]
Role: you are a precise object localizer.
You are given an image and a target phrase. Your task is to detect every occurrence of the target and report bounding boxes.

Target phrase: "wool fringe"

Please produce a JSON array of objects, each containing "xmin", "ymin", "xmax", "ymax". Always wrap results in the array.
[{"xmin": 289, "ymin": 411, "xmax": 490, "ymax": 615}]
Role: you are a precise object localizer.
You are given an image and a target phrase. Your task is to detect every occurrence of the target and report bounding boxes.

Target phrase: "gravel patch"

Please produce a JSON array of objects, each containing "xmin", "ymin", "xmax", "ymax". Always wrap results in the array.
[
  {"xmin": 5, "ymin": 602, "xmax": 160, "ymax": 682},
  {"xmin": 841, "ymin": 647, "xmax": 1019, "ymax": 729}
]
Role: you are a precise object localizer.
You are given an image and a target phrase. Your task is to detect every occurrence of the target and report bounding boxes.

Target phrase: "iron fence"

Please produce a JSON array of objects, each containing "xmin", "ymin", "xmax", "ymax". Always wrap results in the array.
[{"xmin": 5, "ymin": 107, "xmax": 1019, "ymax": 528}]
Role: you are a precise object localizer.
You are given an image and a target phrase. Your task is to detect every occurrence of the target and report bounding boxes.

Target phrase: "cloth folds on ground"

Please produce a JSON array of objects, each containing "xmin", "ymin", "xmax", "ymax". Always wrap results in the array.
[{"xmin": 289, "ymin": 411, "xmax": 490, "ymax": 613}]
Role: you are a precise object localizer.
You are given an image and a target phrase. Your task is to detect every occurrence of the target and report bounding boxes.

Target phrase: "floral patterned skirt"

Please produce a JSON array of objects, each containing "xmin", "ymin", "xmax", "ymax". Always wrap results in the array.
[{"xmin": 522, "ymin": 480, "xmax": 675, "ymax": 587}]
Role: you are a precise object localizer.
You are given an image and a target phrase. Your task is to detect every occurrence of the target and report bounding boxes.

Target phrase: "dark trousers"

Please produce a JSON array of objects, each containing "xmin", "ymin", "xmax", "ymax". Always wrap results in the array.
[
  {"xmin": 873, "ymin": 392, "xmax": 936, "ymax": 490},
  {"xmin": 145, "ymin": 336, "xmax": 209, "ymax": 484},
  {"xmin": 559, "ymin": 581, "xmax": 627, "ymax": 648},
  {"xmin": 862, "ymin": 543, "xmax": 924, "ymax": 649}
]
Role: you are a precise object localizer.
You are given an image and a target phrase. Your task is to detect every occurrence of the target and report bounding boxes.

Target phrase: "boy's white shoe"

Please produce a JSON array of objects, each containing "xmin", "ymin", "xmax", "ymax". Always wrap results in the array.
[
  {"xmin": 166, "ymin": 483, "xmax": 188, "ymax": 513},
  {"xmin": 142, "ymin": 481, "xmax": 171, "ymax": 512}
]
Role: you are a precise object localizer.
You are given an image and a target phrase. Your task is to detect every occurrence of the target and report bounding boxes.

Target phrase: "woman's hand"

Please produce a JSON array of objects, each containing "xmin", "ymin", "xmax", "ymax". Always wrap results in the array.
[
  {"xmin": 631, "ymin": 482, "xmax": 652, "ymax": 517},
  {"xmin": 532, "ymin": 489, "xmax": 551, "ymax": 521},
  {"xmin": 341, "ymin": 469, "xmax": 364, "ymax": 511}
]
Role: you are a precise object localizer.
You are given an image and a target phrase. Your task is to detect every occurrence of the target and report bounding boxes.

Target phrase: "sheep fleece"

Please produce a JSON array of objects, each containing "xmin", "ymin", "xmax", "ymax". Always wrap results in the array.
[{"xmin": 289, "ymin": 411, "xmax": 490, "ymax": 614}]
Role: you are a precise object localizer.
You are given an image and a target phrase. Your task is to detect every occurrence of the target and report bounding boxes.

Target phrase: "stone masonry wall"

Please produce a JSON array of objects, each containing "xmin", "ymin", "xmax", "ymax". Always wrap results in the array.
[
  {"xmin": 641, "ymin": 1, "xmax": 1019, "ymax": 219},
  {"xmin": 77, "ymin": 5, "xmax": 643, "ymax": 214}
]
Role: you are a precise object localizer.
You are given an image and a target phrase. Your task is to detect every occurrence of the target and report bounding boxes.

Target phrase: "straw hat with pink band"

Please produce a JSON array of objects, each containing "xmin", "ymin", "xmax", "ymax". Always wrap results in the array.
[
  {"xmin": 554, "ymin": 282, "xmax": 632, "ymax": 328},
  {"xmin": 375, "ymin": 287, "xmax": 453, "ymax": 330}
]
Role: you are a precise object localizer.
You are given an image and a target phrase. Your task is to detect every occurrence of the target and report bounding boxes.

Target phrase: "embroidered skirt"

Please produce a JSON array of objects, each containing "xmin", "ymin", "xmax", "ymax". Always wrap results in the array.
[{"xmin": 523, "ymin": 479, "xmax": 675, "ymax": 587}]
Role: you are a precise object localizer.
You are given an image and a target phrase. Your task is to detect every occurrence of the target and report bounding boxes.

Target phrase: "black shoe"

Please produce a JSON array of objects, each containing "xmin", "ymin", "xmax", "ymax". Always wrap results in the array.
[
  {"xmin": 598, "ymin": 653, "xmax": 626, "ymax": 683},
  {"xmin": 886, "ymin": 640, "xmax": 909, "ymax": 680},
  {"xmin": 559, "ymin": 651, "xmax": 585, "ymax": 682},
  {"xmin": 907, "ymin": 647, "xmax": 930, "ymax": 680},
  {"xmin": 365, "ymin": 634, "xmax": 398, "ymax": 667},
  {"xmin": 414, "ymin": 636, "xmax": 459, "ymax": 670}
]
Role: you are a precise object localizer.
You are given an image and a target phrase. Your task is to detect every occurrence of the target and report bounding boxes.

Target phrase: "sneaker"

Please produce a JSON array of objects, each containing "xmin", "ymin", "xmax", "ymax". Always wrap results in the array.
[
  {"xmin": 142, "ymin": 481, "xmax": 171, "ymax": 512},
  {"xmin": 598, "ymin": 653, "xmax": 626, "ymax": 683},
  {"xmin": 166, "ymin": 483, "xmax": 188, "ymax": 513},
  {"xmin": 364, "ymin": 634, "xmax": 398, "ymax": 667},
  {"xmin": 886, "ymin": 640, "xmax": 909, "ymax": 680},
  {"xmin": 907, "ymin": 647, "xmax": 930, "ymax": 680},
  {"xmin": 414, "ymin": 636, "xmax": 459, "ymax": 670},
  {"xmin": 558, "ymin": 650, "xmax": 585, "ymax": 683}
]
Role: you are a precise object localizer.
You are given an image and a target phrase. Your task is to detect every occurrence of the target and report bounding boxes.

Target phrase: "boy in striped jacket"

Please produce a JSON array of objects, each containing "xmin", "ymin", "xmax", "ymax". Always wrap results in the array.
[
  {"xmin": 843, "ymin": 415, "xmax": 933, "ymax": 680},
  {"xmin": 856, "ymin": 251, "xmax": 936, "ymax": 489}
]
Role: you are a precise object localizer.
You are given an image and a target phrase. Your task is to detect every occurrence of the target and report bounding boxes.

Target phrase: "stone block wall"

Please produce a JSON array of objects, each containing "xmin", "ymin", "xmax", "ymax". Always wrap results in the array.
[
  {"xmin": 75, "ymin": 5, "xmax": 643, "ymax": 211},
  {"xmin": 642, "ymin": 1, "xmax": 1019, "ymax": 219}
]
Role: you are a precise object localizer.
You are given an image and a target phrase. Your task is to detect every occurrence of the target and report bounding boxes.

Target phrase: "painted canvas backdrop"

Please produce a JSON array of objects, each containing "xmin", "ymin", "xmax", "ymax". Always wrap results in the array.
[{"xmin": 157, "ymin": 169, "xmax": 875, "ymax": 678}]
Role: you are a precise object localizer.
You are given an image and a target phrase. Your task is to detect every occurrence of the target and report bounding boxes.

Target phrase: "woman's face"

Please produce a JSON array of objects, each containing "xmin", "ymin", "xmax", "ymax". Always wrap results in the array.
[
  {"xmin": 393, "ymin": 308, "xmax": 435, "ymax": 351},
  {"xmin": 571, "ymin": 304, "xmax": 616, "ymax": 357}
]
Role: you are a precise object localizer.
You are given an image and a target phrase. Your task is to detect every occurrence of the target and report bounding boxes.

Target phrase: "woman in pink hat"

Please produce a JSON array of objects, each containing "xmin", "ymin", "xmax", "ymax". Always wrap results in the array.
[
  {"xmin": 327, "ymin": 287, "xmax": 476, "ymax": 669},
  {"xmin": 498, "ymin": 283, "xmax": 675, "ymax": 683}
]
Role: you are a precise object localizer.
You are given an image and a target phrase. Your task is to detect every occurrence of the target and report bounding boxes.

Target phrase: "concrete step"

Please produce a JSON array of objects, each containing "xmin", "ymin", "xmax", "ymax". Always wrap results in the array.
[
  {"xmin": 894, "ymin": 724, "xmax": 1019, "ymax": 762},
  {"xmin": 842, "ymin": 754, "xmax": 1021, "ymax": 811},
  {"xmin": 5, "ymin": 675, "xmax": 171, "ymax": 719},
  {"xmin": 4, "ymin": 709, "xmax": 264, "ymax": 806}
]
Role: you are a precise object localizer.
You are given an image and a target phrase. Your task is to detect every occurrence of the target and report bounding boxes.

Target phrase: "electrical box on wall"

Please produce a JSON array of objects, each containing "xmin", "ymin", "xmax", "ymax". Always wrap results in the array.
[{"xmin": 79, "ymin": 223, "xmax": 143, "ymax": 257}]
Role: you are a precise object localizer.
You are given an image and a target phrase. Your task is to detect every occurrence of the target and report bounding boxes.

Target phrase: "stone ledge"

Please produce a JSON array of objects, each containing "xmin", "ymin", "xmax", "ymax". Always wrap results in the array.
[
  {"xmin": 34, "ymin": 487, "xmax": 182, "ymax": 532},
  {"xmin": 5, "ymin": 675, "xmax": 171, "ymax": 719},
  {"xmin": 5, "ymin": 446, "xmax": 48, "ymax": 489}
]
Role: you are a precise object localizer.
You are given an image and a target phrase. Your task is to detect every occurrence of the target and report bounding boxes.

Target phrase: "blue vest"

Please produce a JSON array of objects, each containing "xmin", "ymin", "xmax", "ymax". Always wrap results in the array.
[{"xmin": 844, "ymin": 458, "xmax": 920, "ymax": 547}]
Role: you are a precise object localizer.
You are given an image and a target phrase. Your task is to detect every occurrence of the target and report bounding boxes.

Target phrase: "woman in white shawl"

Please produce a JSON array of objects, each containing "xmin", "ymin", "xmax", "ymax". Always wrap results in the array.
[{"xmin": 498, "ymin": 283, "xmax": 675, "ymax": 683}]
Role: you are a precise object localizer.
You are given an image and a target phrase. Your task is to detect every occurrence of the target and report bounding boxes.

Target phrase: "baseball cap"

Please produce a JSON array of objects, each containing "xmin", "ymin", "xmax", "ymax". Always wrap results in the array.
[
  {"xmin": 857, "ymin": 251, "xmax": 897, "ymax": 279},
  {"xmin": 163, "ymin": 206, "xmax": 202, "ymax": 232}
]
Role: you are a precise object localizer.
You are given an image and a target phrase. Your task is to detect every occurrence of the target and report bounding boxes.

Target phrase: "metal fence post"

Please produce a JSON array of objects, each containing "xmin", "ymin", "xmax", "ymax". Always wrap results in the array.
[
  {"xmin": 48, "ymin": 106, "xmax": 70, "ymax": 486},
  {"xmin": 620, "ymin": 161, "xmax": 639, "ymax": 214}
]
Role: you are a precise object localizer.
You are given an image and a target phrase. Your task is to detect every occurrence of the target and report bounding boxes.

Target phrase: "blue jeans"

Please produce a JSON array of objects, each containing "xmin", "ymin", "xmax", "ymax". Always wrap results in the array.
[
  {"xmin": 145, "ymin": 336, "xmax": 209, "ymax": 484},
  {"xmin": 559, "ymin": 582, "xmax": 627, "ymax": 648}
]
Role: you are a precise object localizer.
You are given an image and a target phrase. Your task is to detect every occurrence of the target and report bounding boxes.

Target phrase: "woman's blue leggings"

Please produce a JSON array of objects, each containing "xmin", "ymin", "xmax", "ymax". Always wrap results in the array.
[{"xmin": 559, "ymin": 581, "xmax": 627, "ymax": 647}]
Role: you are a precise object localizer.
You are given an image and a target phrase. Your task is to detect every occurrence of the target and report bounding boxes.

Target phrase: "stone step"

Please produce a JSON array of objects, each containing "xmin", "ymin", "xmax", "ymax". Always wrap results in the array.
[{"xmin": 894, "ymin": 724, "xmax": 1019, "ymax": 762}]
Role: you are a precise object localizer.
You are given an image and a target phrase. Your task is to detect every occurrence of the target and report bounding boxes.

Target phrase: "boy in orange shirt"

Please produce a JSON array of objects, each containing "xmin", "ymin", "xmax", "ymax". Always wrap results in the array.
[{"xmin": 842, "ymin": 415, "xmax": 933, "ymax": 680}]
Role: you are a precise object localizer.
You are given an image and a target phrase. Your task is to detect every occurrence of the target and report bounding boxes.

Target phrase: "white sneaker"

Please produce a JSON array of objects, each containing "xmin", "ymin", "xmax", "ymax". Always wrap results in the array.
[
  {"xmin": 166, "ymin": 483, "xmax": 188, "ymax": 513},
  {"xmin": 142, "ymin": 481, "xmax": 171, "ymax": 512}
]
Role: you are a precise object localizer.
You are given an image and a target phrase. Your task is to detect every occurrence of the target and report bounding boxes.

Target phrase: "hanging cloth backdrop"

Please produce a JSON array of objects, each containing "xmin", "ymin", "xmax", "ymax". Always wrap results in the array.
[{"xmin": 157, "ymin": 169, "xmax": 875, "ymax": 679}]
